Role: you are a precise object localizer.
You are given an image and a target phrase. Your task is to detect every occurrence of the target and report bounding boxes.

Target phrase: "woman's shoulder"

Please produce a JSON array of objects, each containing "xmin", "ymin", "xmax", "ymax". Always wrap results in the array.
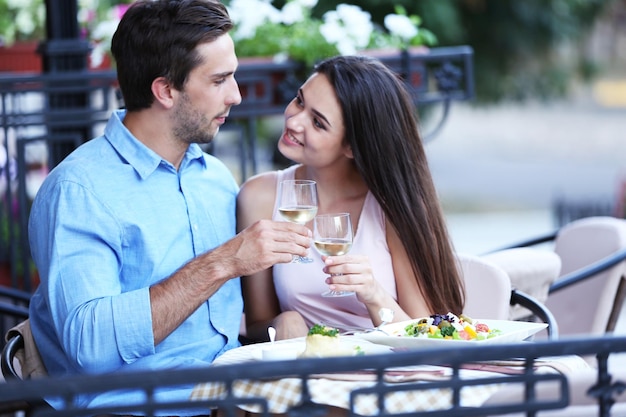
[
  {"xmin": 239, "ymin": 164, "xmax": 300, "ymax": 197},
  {"xmin": 239, "ymin": 170, "xmax": 279, "ymax": 198},
  {"xmin": 237, "ymin": 170, "xmax": 280, "ymax": 225}
]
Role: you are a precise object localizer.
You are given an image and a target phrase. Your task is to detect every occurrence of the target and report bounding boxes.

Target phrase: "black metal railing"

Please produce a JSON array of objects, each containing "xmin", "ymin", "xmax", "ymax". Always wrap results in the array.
[
  {"xmin": 0, "ymin": 286, "xmax": 29, "ymax": 341},
  {"xmin": 0, "ymin": 46, "xmax": 474, "ymax": 295},
  {"xmin": 0, "ymin": 334, "xmax": 624, "ymax": 416},
  {"xmin": 0, "ymin": 70, "xmax": 119, "ymax": 293}
]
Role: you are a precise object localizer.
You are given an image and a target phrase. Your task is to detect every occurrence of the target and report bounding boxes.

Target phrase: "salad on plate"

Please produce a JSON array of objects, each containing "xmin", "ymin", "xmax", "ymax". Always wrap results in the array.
[{"xmin": 399, "ymin": 313, "xmax": 502, "ymax": 341}]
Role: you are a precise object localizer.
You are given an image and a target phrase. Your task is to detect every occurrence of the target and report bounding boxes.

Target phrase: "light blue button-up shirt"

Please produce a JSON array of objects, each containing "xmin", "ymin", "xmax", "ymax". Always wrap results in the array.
[{"xmin": 28, "ymin": 110, "xmax": 242, "ymax": 412}]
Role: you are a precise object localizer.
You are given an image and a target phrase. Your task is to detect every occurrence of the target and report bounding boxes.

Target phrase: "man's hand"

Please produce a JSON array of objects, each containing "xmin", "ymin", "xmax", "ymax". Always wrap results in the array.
[{"xmin": 217, "ymin": 219, "xmax": 312, "ymax": 277}]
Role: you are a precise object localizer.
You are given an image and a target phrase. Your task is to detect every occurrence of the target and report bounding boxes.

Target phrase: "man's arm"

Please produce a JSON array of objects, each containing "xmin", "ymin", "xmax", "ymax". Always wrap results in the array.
[{"xmin": 149, "ymin": 219, "xmax": 311, "ymax": 345}]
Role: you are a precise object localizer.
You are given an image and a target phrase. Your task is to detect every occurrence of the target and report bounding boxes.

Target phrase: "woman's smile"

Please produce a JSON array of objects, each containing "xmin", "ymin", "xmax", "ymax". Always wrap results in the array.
[{"xmin": 282, "ymin": 130, "xmax": 304, "ymax": 146}]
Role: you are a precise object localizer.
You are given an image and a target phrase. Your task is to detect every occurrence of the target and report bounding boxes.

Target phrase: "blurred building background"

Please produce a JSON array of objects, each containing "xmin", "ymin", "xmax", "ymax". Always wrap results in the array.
[{"xmin": 416, "ymin": 0, "xmax": 626, "ymax": 253}]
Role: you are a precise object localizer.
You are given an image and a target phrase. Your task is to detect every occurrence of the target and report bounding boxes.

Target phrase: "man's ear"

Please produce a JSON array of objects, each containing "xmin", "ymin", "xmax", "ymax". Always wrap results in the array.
[{"xmin": 151, "ymin": 77, "xmax": 175, "ymax": 109}]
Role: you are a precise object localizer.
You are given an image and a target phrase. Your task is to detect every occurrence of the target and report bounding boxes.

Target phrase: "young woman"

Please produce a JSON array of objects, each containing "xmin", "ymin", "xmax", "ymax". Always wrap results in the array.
[{"xmin": 237, "ymin": 55, "xmax": 465, "ymax": 341}]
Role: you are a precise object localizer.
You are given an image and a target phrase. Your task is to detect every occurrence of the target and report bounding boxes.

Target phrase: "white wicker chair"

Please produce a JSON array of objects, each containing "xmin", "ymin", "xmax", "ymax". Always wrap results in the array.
[{"xmin": 547, "ymin": 216, "xmax": 626, "ymax": 337}]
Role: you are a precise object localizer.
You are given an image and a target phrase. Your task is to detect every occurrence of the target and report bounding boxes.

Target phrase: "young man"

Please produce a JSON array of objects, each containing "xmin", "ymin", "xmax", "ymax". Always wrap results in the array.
[{"xmin": 27, "ymin": 0, "xmax": 311, "ymax": 412}]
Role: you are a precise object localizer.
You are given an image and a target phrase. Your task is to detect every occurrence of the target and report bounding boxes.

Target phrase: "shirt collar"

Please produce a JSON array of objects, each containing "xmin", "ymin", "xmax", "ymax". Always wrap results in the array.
[{"xmin": 104, "ymin": 110, "xmax": 207, "ymax": 179}]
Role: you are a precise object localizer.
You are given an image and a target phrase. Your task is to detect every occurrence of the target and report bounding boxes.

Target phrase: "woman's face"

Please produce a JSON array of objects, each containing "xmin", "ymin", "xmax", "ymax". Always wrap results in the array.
[{"xmin": 278, "ymin": 73, "xmax": 351, "ymax": 167}]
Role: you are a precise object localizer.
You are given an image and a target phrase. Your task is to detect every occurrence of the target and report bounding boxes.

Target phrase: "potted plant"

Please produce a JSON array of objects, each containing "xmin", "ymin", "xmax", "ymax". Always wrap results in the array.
[
  {"xmin": 228, "ymin": 0, "xmax": 437, "ymax": 68},
  {"xmin": 0, "ymin": 0, "xmax": 45, "ymax": 46},
  {"xmin": 0, "ymin": 0, "xmax": 132, "ymax": 72},
  {"xmin": 79, "ymin": 1, "xmax": 132, "ymax": 70},
  {"xmin": 0, "ymin": 0, "xmax": 45, "ymax": 72}
]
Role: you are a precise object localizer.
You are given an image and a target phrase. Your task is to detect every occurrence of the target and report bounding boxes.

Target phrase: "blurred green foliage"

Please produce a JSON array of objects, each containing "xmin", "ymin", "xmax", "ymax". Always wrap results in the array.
[{"xmin": 310, "ymin": 0, "xmax": 618, "ymax": 103}]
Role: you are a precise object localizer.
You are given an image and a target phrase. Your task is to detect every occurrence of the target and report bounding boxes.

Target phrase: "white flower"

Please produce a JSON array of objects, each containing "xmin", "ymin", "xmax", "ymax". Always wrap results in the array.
[
  {"xmin": 272, "ymin": 51, "xmax": 289, "ymax": 64},
  {"xmin": 10, "ymin": 0, "xmax": 45, "ymax": 39},
  {"xmin": 319, "ymin": 17, "xmax": 343, "ymax": 44},
  {"xmin": 320, "ymin": 19, "xmax": 353, "ymax": 54},
  {"xmin": 280, "ymin": 2, "xmax": 306, "ymax": 25},
  {"xmin": 334, "ymin": 38, "xmax": 358, "ymax": 56},
  {"xmin": 384, "ymin": 14, "xmax": 418, "ymax": 42},
  {"xmin": 78, "ymin": 0, "xmax": 98, "ymax": 22},
  {"xmin": 6, "ymin": 0, "xmax": 27, "ymax": 8},
  {"xmin": 89, "ymin": 43, "xmax": 106, "ymax": 68},
  {"xmin": 334, "ymin": 4, "xmax": 372, "ymax": 48},
  {"xmin": 78, "ymin": 0, "xmax": 98, "ymax": 11},
  {"xmin": 228, "ymin": 0, "xmax": 282, "ymax": 40},
  {"xmin": 15, "ymin": 9, "xmax": 37, "ymax": 37},
  {"xmin": 320, "ymin": 4, "xmax": 373, "ymax": 55},
  {"xmin": 293, "ymin": 0, "xmax": 318, "ymax": 8},
  {"xmin": 88, "ymin": 18, "xmax": 120, "ymax": 68},
  {"xmin": 228, "ymin": 0, "xmax": 434, "ymax": 65},
  {"xmin": 320, "ymin": 19, "xmax": 357, "ymax": 55},
  {"xmin": 91, "ymin": 20, "xmax": 119, "ymax": 42}
]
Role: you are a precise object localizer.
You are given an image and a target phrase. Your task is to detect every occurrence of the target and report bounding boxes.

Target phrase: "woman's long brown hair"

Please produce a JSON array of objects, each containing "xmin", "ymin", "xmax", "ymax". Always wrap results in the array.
[{"xmin": 314, "ymin": 55, "xmax": 465, "ymax": 315}]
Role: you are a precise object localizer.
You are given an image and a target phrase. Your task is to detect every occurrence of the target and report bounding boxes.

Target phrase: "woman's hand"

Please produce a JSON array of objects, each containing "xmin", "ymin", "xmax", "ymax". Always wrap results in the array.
[
  {"xmin": 323, "ymin": 255, "xmax": 415, "ymax": 327},
  {"xmin": 322, "ymin": 255, "xmax": 384, "ymax": 305}
]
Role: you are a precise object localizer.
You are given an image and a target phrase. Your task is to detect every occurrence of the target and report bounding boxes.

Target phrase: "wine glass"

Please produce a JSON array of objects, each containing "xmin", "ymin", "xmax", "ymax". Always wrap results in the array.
[
  {"xmin": 313, "ymin": 212, "xmax": 355, "ymax": 297},
  {"xmin": 278, "ymin": 180, "xmax": 318, "ymax": 263}
]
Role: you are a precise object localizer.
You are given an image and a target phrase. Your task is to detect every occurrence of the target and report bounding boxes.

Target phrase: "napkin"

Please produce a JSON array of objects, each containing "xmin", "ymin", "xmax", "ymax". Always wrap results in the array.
[
  {"xmin": 309, "ymin": 355, "xmax": 589, "ymax": 383},
  {"xmin": 460, "ymin": 355, "xmax": 589, "ymax": 375},
  {"xmin": 311, "ymin": 368, "xmax": 448, "ymax": 383}
]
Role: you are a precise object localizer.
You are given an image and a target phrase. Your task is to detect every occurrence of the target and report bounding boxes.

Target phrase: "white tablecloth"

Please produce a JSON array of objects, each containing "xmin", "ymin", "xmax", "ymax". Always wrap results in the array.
[{"xmin": 190, "ymin": 337, "xmax": 588, "ymax": 415}]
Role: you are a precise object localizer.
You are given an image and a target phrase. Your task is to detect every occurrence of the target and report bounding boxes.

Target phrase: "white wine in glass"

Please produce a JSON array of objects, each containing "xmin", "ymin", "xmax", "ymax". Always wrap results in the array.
[
  {"xmin": 278, "ymin": 207, "xmax": 318, "ymax": 224},
  {"xmin": 313, "ymin": 213, "xmax": 355, "ymax": 297},
  {"xmin": 278, "ymin": 180, "xmax": 318, "ymax": 263}
]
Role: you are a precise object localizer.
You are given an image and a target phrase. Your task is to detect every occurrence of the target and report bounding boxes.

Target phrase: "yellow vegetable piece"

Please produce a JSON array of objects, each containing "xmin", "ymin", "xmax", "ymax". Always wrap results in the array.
[{"xmin": 464, "ymin": 325, "xmax": 477, "ymax": 339}]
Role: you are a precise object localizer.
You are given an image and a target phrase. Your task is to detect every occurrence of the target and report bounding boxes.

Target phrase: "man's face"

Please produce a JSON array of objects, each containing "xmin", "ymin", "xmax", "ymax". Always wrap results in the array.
[{"xmin": 171, "ymin": 34, "xmax": 241, "ymax": 145}]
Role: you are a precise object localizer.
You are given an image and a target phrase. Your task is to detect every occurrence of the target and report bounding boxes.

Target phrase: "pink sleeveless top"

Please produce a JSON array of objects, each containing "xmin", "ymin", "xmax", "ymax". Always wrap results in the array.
[{"xmin": 272, "ymin": 165, "xmax": 397, "ymax": 331}]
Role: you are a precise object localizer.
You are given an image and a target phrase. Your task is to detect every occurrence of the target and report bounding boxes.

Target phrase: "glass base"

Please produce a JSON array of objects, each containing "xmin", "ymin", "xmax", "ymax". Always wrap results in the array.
[
  {"xmin": 291, "ymin": 255, "xmax": 314, "ymax": 264},
  {"xmin": 321, "ymin": 290, "xmax": 355, "ymax": 298}
]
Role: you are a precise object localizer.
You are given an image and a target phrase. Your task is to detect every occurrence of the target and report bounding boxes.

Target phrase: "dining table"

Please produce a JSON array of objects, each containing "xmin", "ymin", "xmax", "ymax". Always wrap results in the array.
[{"xmin": 190, "ymin": 335, "xmax": 589, "ymax": 416}]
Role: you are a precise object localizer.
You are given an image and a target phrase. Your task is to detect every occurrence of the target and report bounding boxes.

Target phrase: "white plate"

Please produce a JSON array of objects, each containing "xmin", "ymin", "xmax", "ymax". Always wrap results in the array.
[
  {"xmin": 357, "ymin": 319, "xmax": 548, "ymax": 349},
  {"xmin": 215, "ymin": 336, "xmax": 393, "ymax": 365},
  {"xmin": 252, "ymin": 337, "xmax": 392, "ymax": 360}
]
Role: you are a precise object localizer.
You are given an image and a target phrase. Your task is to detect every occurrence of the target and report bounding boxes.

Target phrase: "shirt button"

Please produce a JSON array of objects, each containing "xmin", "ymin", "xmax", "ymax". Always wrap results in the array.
[{"xmin": 193, "ymin": 224, "xmax": 198, "ymax": 231}]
